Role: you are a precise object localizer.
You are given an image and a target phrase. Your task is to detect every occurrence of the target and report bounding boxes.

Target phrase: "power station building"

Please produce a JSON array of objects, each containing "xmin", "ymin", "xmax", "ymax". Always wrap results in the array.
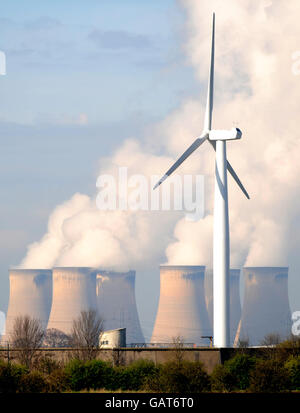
[
  {"xmin": 4, "ymin": 269, "xmax": 52, "ymax": 342},
  {"xmin": 3, "ymin": 264, "xmax": 293, "ymax": 348},
  {"xmin": 151, "ymin": 265, "xmax": 211, "ymax": 346},
  {"xmin": 99, "ymin": 328, "xmax": 126, "ymax": 348},
  {"xmin": 96, "ymin": 270, "xmax": 144, "ymax": 345},
  {"xmin": 47, "ymin": 267, "xmax": 98, "ymax": 335},
  {"xmin": 235, "ymin": 267, "xmax": 292, "ymax": 345}
]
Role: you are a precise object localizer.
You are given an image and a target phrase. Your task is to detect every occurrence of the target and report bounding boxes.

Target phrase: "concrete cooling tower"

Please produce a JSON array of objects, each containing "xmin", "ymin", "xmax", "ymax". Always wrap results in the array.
[
  {"xmin": 204, "ymin": 268, "xmax": 214, "ymax": 330},
  {"xmin": 204, "ymin": 269, "xmax": 242, "ymax": 346},
  {"xmin": 96, "ymin": 270, "xmax": 144, "ymax": 345},
  {"xmin": 229, "ymin": 269, "xmax": 242, "ymax": 344},
  {"xmin": 151, "ymin": 265, "xmax": 211, "ymax": 346},
  {"xmin": 236, "ymin": 267, "xmax": 292, "ymax": 346},
  {"xmin": 47, "ymin": 267, "xmax": 97, "ymax": 335},
  {"xmin": 4, "ymin": 269, "xmax": 52, "ymax": 342}
]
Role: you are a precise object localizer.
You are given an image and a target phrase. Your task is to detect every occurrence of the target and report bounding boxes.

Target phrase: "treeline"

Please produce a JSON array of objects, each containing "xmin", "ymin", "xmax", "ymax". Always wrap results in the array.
[
  {"xmin": 2, "ymin": 314, "xmax": 300, "ymax": 393},
  {"xmin": 1, "ymin": 340, "xmax": 300, "ymax": 393}
]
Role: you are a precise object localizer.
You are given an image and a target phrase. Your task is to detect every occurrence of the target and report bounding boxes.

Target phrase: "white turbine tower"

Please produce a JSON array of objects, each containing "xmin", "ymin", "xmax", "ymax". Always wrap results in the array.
[{"xmin": 154, "ymin": 13, "xmax": 249, "ymax": 348}]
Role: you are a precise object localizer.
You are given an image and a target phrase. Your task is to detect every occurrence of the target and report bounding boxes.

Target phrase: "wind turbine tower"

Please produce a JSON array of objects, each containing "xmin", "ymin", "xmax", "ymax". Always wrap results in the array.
[{"xmin": 154, "ymin": 14, "xmax": 249, "ymax": 347}]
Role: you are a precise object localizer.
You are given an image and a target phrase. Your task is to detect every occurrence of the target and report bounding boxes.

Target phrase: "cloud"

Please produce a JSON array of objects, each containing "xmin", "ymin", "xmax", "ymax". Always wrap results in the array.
[
  {"xmin": 0, "ymin": 17, "xmax": 14, "ymax": 27},
  {"xmin": 88, "ymin": 29, "xmax": 151, "ymax": 50},
  {"xmin": 20, "ymin": 0, "xmax": 300, "ymax": 284},
  {"xmin": 24, "ymin": 16, "xmax": 62, "ymax": 31},
  {"xmin": 167, "ymin": 0, "xmax": 300, "ymax": 268},
  {"xmin": 35, "ymin": 112, "xmax": 88, "ymax": 126},
  {"xmin": 20, "ymin": 141, "xmax": 181, "ymax": 270}
]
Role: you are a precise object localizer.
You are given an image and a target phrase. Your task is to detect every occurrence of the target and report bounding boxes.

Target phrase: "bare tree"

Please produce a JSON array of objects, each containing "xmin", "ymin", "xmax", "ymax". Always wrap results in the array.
[
  {"xmin": 260, "ymin": 333, "xmax": 282, "ymax": 347},
  {"xmin": 43, "ymin": 328, "xmax": 72, "ymax": 348},
  {"xmin": 11, "ymin": 315, "xmax": 44, "ymax": 368},
  {"xmin": 70, "ymin": 309, "xmax": 103, "ymax": 361},
  {"xmin": 259, "ymin": 333, "xmax": 285, "ymax": 360},
  {"xmin": 171, "ymin": 335, "xmax": 185, "ymax": 366}
]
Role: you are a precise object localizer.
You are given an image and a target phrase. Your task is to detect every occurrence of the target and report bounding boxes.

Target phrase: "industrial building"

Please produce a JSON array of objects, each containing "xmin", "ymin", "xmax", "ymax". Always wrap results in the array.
[
  {"xmin": 99, "ymin": 328, "xmax": 126, "ymax": 348},
  {"xmin": 235, "ymin": 267, "xmax": 292, "ymax": 345},
  {"xmin": 96, "ymin": 270, "xmax": 144, "ymax": 345},
  {"xmin": 151, "ymin": 265, "xmax": 211, "ymax": 346},
  {"xmin": 47, "ymin": 267, "xmax": 98, "ymax": 335},
  {"xmin": 4, "ymin": 269, "xmax": 52, "ymax": 342}
]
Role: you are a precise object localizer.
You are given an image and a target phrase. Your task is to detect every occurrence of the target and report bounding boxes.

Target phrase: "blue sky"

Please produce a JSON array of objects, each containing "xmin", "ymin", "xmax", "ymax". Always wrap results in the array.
[
  {"xmin": 0, "ymin": 0, "xmax": 197, "ymax": 124},
  {"xmin": 0, "ymin": 0, "xmax": 203, "ymax": 339}
]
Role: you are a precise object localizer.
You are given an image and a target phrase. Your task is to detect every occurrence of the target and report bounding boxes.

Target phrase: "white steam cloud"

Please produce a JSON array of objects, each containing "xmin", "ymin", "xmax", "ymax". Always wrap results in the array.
[
  {"xmin": 21, "ymin": 140, "xmax": 182, "ymax": 270},
  {"xmin": 21, "ymin": 0, "xmax": 300, "ymax": 301},
  {"xmin": 166, "ymin": 0, "xmax": 300, "ymax": 273}
]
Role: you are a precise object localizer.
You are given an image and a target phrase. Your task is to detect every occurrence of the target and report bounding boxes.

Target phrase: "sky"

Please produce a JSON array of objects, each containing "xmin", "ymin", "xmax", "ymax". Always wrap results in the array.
[
  {"xmin": 0, "ymin": 0, "xmax": 198, "ymax": 339},
  {"xmin": 1, "ymin": 0, "xmax": 300, "ymax": 342}
]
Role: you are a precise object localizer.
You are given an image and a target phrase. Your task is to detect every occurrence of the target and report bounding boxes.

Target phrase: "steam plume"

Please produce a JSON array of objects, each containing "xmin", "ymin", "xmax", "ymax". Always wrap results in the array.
[{"xmin": 21, "ymin": 0, "xmax": 300, "ymax": 303}]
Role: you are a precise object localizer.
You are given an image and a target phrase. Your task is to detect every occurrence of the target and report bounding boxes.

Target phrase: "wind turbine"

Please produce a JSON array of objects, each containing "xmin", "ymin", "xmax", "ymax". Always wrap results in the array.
[{"xmin": 153, "ymin": 13, "xmax": 250, "ymax": 348}]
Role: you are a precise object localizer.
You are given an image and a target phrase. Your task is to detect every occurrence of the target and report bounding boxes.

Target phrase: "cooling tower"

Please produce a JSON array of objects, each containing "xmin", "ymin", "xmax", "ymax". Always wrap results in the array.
[
  {"xmin": 47, "ymin": 267, "xmax": 97, "ymax": 335},
  {"xmin": 96, "ymin": 270, "xmax": 144, "ymax": 345},
  {"xmin": 4, "ymin": 269, "xmax": 52, "ymax": 342},
  {"xmin": 229, "ymin": 269, "xmax": 242, "ymax": 344},
  {"xmin": 204, "ymin": 268, "xmax": 242, "ymax": 346},
  {"xmin": 204, "ymin": 269, "xmax": 214, "ymax": 331},
  {"xmin": 151, "ymin": 265, "xmax": 211, "ymax": 346},
  {"xmin": 236, "ymin": 267, "xmax": 292, "ymax": 346}
]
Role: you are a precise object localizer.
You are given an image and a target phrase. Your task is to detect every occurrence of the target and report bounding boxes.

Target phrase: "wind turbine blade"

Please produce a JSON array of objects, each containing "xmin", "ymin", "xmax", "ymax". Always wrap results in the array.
[
  {"xmin": 204, "ymin": 12, "xmax": 215, "ymax": 132},
  {"xmin": 209, "ymin": 140, "xmax": 250, "ymax": 199},
  {"xmin": 153, "ymin": 136, "xmax": 207, "ymax": 189},
  {"xmin": 226, "ymin": 161, "xmax": 250, "ymax": 199}
]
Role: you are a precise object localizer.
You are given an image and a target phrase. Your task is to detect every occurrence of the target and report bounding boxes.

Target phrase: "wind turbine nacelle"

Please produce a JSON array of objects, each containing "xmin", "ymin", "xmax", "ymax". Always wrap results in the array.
[{"xmin": 209, "ymin": 128, "xmax": 242, "ymax": 141}]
